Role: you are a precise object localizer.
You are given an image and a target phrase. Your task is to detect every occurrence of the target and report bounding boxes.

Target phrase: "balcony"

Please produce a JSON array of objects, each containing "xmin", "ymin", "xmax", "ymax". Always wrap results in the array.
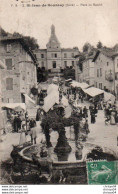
[{"xmin": 105, "ymin": 72, "xmax": 114, "ymax": 82}]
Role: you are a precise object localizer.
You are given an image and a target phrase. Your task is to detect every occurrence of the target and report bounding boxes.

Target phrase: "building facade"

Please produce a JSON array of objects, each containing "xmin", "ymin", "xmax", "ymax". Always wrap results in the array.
[
  {"xmin": 82, "ymin": 57, "xmax": 95, "ymax": 85},
  {"xmin": 34, "ymin": 25, "xmax": 79, "ymax": 78},
  {"xmin": 0, "ymin": 36, "xmax": 37, "ymax": 103},
  {"xmin": 75, "ymin": 65, "xmax": 83, "ymax": 83},
  {"xmin": 0, "ymin": 60, "xmax": 6, "ymax": 103},
  {"xmin": 113, "ymin": 54, "xmax": 118, "ymax": 99},
  {"xmin": 93, "ymin": 50, "xmax": 114, "ymax": 92}
]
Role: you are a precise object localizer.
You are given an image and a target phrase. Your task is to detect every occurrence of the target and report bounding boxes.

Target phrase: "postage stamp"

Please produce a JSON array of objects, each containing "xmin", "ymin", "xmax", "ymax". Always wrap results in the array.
[{"xmin": 87, "ymin": 160, "xmax": 118, "ymax": 185}]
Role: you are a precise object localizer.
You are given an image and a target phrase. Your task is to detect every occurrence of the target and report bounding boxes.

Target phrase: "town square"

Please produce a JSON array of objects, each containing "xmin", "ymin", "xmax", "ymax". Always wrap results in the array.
[
  {"xmin": 0, "ymin": 24, "xmax": 118, "ymax": 184},
  {"xmin": 0, "ymin": 0, "xmax": 118, "ymax": 185}
]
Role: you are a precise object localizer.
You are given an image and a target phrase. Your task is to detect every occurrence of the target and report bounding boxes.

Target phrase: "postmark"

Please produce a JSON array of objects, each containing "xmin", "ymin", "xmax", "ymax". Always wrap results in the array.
[{"xmin": 87, "ymin": 160, "xmax": 118, "ymax": 184}]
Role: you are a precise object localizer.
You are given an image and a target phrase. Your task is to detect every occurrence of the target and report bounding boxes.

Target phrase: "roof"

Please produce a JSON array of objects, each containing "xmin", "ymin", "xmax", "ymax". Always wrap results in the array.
[
  {"xmin": 74, "ymin": 54, "xmax": 81, "ymax": 58},
  {"xmin": 61, "ymin": 48, "xmax": 79, "ymax": 52},
  {"xmin": 82, "ymin": 56, "xmax": 94, "ymax": 63},
  {"xmin": 93, "ymin": 48, "xmax": 116, "ymax": 62},
  {"xmin": 112, "ymin": 52, "xmax": 118, "ymax": 58},
  {"xmin": 0, "ymin": 36, "xmax": 37, "ymax": 65},
  {"xmin": 34, "ymin": 49, "xmax": 47, "ymax": 53}
]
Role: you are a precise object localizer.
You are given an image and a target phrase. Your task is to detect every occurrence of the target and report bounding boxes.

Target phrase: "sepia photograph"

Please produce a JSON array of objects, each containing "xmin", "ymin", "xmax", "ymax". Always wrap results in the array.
[{"xmin": 0, "ymin": 0, "xmax": 118, "ymax": 185}]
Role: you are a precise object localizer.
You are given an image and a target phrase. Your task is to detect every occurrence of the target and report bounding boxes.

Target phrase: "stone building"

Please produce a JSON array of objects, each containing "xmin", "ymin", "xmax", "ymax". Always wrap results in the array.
[
  {"xmin": 75, "ymin": 62, "xmax": 83, "ymax": 83},
  {"xmin": 0, "ymin": 36, "xmax": 37, "ymax": 103},
  {"xmin": 82, "ymin": 56, "xmax": 95, "ymax": 85},
  {"xmin": 93, "ymin": 50, "xmax": 115, "ymax": 92},
  {"xmin": 0, "ymin": 60, "xmax": 6, "ymax": 102},
  {"xmin": 34, "ymin": 25, "xmax": 79, "ymax": 78},
  {"xmin": 113, "ymin": 53, "xmax": 118, "ymax": 99}
]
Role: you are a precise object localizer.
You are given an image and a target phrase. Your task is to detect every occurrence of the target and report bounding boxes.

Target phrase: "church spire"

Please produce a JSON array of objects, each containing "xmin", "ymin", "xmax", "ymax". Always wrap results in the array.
[
  {"xmin": 46, "ymin": 25, "xmax": 61, "ymax": 50},
  {"xmin": 51, "ymin": 24, "xmax": 55, "ymax": 35}
]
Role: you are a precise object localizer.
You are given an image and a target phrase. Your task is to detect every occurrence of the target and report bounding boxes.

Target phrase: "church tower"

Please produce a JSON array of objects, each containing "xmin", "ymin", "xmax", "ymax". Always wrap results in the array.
[
  {"xmin": 46, "ymin": 25, "xmax": 61, "ymax": 50},
  {"xmin": 34, "ymin": 25, "xmax": 79, "ymax": 78}
]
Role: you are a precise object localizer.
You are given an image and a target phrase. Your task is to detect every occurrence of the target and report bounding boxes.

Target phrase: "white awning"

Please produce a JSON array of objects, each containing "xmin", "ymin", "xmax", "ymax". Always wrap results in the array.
[
  {"xmin": 65, "ymin": 78, "xmax": 72, "ymax": 82},
  {"xmin": 47, "ymin": 84, "xmax": 59, "ymax": 94},
  {"xmin": 23, "ymin": 94, "xmax": 35, "ymax": 104},
  {"xmin": 70, "ymin": 81, "xmax": 80, "ymax": 87},
  {"xmin": 43, "ymin": 87, "xmax": 69, "ymax": 112},
  {"xmin": 1, "ymin": 103, "xmax": 26, "ymax": 110},
  {"xmin": 70, "ymin": 81, "xmax": 89, "ymax": 89},
  {"xmin": 43, "ymin": 90, "xmax": 59, "ymax": 112},
  {"xmin": 80, "ymin": 82, "xmax": 89, "ymax": 89},
  {"xmin": 84, "ymin": 87, "xmax": 104, "ymax": 97},
  {"xmin": 104, "ymin": 91, "xmax": 115, "ymax": 103}
]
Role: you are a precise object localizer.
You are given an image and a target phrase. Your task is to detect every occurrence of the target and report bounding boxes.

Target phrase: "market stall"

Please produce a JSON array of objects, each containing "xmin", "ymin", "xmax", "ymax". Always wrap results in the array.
[
  {"xmin": 70, "ymin": 81, "xmax": 89, "ymax": 89},
  {"xmin": 47, "ymin": 83, "xmax": 59, "ymax": 95},
  {"xmin": 83, "ymin": 87, "xmax": 104, "ymax": 102},
  {"xmin": 1, "ymin": 103, "xmax": 26, "ymax": 110},
  {"xmin": 104, "ymin": 91, "xmax": 115, "ymax": 104},
  {"xmin": 1, "ymin": 103, "xmax": 26, "ymax": 133},
  {"xmin": 43, "ymin": 90, "xmax": 69, "ymax": 113},
  {"xmin": 83, "ymin": 87, "xmax": 104, "ymax": 97},
  {"xmin": 42, "ymin": 83, "xmax": 69, "ymax": 113}
]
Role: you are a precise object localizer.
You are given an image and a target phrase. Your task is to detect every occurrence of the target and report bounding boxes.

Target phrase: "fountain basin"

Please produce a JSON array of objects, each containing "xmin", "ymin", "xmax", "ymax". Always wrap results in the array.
[{"xmin": 18, "ymin": 142, "xmax": 117, "ymax": 166}]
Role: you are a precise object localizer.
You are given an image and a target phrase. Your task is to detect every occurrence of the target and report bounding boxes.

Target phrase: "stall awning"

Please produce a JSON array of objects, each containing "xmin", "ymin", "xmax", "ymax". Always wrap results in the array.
[
  {"xmin": 70, "ymin": 81, "xmax": 81, "ymax": 87},
  {"xmin": 43, "ymin": 91, "xmax": 59, "ymax": 112},
  {"xmin": 23, "ymin": 94, "xmax": 35, "ymax": 104},
  {"xmin": 1, "ymin": 103, "xmax": 26, "ymax": 110},
  {"xmin": 81, "ymin": 83, "xmax": 89, "ymax": 89},
  {"xmin": 43, "ymin": 85, "xmax": 69, "ymax": 112},
  {"xmin": 70, "ymin": 81, "xmax": 89, "ymax": 89},
  {"xmin": 83, "ymin": 87, "xmax": 104, "ymax": 97},
  {"xmin": 104, "ymin": 91, "xmax": 115, "ymax": 103},
  {"xmin": 65, "ymin": 79, "xmax": 72, "ymax": 82},
  {"xmin": 47, "ymin": 84, "xmax": 59, "ymax": 95}
]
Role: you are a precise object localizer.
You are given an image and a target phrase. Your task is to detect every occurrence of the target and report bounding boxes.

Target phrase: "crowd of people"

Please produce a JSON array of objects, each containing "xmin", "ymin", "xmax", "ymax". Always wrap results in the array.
[
  {"xmin": 104, "ymin": 102, "xmax": 118, "ymax": 125},
  {"xmin": 7, "ymin": 110, "xmax": 38, "ymax": 145},
  {"xmin": 3, "ymin": 83, "xmax": 118, "ymax": 148},
  {"xmin": 19, "ymin": 118, "xmax": 38, "ymax": 145},
  {"xmin": 65, "ymin": 86, "xmax": 118, "ymax": 126}
]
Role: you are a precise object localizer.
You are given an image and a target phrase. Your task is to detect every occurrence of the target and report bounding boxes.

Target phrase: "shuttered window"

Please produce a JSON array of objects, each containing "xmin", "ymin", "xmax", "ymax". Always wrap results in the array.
[
  {"xmin": 6, "ymin": 59, "xmax": 12, "ymax": 70},
  {"xmin": 6, "ymin": 78, "xmax": 13, "ymax": 90}
]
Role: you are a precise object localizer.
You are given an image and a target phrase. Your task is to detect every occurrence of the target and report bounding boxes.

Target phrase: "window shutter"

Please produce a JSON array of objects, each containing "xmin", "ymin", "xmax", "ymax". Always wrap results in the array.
[
  {"xmin": 6, "ymin": 78, "xmax": 13, "ymax": 90},
  {"xmin": 6, "ymin": 59, "xmax": 12, "ymax": 70}
]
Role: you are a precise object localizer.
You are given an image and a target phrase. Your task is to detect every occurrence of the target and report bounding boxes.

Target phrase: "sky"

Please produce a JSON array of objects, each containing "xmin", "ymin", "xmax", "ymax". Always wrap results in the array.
[{"xmin": 0, "ymin": 0, "xmax": 118, "ymax": 50}]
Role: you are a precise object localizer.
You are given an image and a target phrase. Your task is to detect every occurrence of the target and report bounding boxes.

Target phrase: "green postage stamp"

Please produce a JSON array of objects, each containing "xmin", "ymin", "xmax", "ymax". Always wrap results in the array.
[{"xmin": 87, "ymin": 160, "xmax": 118, "ymax": 184}]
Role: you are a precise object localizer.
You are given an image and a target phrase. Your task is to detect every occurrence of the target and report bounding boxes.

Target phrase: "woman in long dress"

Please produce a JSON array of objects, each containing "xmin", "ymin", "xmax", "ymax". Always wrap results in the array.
[
  {"xmin": 19, "ymin": 124, "xmax": 26, "ymax": 145},
  {"xmin": 110, "ymin": 111, "xmax": 116, "ymax": 125}
]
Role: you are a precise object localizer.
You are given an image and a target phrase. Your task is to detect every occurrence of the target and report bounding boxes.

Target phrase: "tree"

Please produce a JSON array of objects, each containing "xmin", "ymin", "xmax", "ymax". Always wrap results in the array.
[
  {"xmin": 13, "ymin": 32, "xmax": 39, "ymax": 50},
  {"xmin": 0, "ymin": 28, "xmax": 39, "ymax": 50},
  {"xmin": 63, "ymin": 66, "xmax": 75, "ymax": 80},
  {"xmin": 77, "ymin": 54, "xmax": 86, "ymax": 71},
  {"xmin": 97, "ymin": 41, "xmax": 103, "ymax": 49},
  {"xmin": 0, "ymin": 27, "xmax": 8, "ymax": 36},
  {"xmin": 82, "ymin": 42, "xmax": 92, "ymax": 53},
  {"xmin": 37, "ymin": 67, "xmax": 48, "ymax": 83},
  {"xmin": 73, "ymin": 46, "xmax": 79, "ymax": 51}
]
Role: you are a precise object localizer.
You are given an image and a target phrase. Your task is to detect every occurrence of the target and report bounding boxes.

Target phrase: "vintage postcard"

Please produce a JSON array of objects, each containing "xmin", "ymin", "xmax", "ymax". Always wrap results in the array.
[{"xmin": 0, "ymin": 0, "xmax": 118, "ymax": 186}]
